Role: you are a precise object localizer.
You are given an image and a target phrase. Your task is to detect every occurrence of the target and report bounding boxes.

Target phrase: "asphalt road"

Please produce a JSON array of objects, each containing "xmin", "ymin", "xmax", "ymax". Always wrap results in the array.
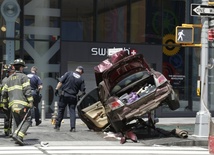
[
  {"xmin": 0, "ymin": 118, "xmax": 210, "ymax": 155},
  {"xmin": 0, "ymin": 118, "xmax": 208, "ymax": 147}
]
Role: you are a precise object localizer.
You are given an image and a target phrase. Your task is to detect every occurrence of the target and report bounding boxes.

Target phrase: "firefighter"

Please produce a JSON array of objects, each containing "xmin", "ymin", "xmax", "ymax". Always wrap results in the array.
[
  {"xmin": 0, "ymin": 64, "xmax": 15, "ymax": 136},
  {"xmin": 2, "ymin": 58, "xmax": 33, "ymax": 146}
]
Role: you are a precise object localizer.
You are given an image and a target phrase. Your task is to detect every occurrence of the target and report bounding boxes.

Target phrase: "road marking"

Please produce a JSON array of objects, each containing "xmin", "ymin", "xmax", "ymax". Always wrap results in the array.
[
  {"xmin": 0, "ymin": 146, "xmax": 209, "ymax": 155},
  {"xmin": 42, "ymin": 146, "xmax": 209, "ymax": 154},
  {"xmin": 0, "ymin": 146, "xmax": 42, "ymax": 154}
]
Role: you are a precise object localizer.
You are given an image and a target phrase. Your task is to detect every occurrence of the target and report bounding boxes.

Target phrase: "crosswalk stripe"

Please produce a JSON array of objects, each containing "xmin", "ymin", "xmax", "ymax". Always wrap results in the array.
[
  {"xmin": 0, "ymin": 147, "xmax": 42, "ymax": 154},
  {"xmin": 0, "ymin": 147, "xmax": 38, "ymax": 150},
  {"xmin": 47, "ymin": 150, "xmax": 209, "ymax": 154},
  {"xmin": 41, "ymin": 146, "xmax": 208, "ymax": 150},
  {"xmin": 42, "ymin": 146, "xmax": 209, "ymax": 154},
  {"xmin": 0, "ymin": 146, "xmax": 209, "ymax": 155},
  {"xmin": 0, "ymin": 151, "xmax": 42, "ymax": 154}
]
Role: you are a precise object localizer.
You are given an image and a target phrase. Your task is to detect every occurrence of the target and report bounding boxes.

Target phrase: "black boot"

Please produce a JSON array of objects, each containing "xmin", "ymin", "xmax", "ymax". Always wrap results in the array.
[
  {"xmin": 36, "ymin": 120, "xmax": 42, "ymax": 126},
  {"xmin": 54, "ymin": 125, "xmax": 60, "ymax": 131},
  {"xmin": 12, "ymin": 135, "xmax": 24, "ymax": 146}
]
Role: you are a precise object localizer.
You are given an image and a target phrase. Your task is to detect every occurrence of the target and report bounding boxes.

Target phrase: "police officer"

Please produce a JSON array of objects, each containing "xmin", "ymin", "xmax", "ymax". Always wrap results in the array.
[
  {"xmin": 54, "ymin": 66, "xmax": 86, "ymax": 132},
  {"xmin": 27, "ymin": 66, "xmax": 43, "ymax": 126},
  {"xmin": 2, "ymin": 58, "xmax": 33, "ymax": 146},
  {"xmin": 0, "ymin": 64, "xmax": 15, "ymax": 136}
]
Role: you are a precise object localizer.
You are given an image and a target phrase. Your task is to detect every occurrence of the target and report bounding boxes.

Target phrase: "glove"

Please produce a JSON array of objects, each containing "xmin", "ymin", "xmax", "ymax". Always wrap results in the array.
[
  {"xmin": 55, "ymin": 89, "xmax": 59, "ymax": 96},
  {"xmin": 28, "ymin": 102, "xmax": 33, "ymax": 108},
  {"xmin": 77, "ymin": 92, "xmax": 85, "ymax": 101}
]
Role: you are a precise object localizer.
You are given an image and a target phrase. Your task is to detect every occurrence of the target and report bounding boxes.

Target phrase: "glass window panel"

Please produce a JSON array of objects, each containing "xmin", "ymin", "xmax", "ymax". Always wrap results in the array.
[
  {"xmin": 61, "ymin": 0, "xmax": 93, "ymax": 41},
  {"xmin": 130, "ymin": 0, "xmax": 146, "ymax": 43},
  {"xmin": 97, "ymin": 0, "xmax": 127, "ymax": 43}
]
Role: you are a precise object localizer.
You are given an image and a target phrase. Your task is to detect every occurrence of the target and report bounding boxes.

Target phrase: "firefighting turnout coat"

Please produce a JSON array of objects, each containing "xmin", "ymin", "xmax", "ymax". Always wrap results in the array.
[
  {"xmin": 0, "ymin": 76, "xmax": 9, "ymax": 109},
  {"xmin": 2, "ymin": 71, "xmax": 34, "ymax": 108}
]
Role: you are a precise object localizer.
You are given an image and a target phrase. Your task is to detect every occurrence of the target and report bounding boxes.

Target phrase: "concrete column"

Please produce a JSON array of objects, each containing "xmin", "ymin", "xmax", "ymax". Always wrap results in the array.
[{"xmin": 34, "ymin": 0, "xmax": 50, "ymax": 110}]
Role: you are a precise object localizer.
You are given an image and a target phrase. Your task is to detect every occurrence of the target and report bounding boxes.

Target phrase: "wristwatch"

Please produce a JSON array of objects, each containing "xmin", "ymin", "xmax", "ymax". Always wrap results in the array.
[{"xmin": 1, "ymin": 0, "xmax": 20, "ymax": 64}]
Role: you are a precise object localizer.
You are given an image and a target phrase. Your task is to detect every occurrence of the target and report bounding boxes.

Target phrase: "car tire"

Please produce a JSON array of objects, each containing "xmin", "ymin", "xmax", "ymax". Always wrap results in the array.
[{"xmin": 167, "ymin": 90, "xmax": 180, "ymax": 110}]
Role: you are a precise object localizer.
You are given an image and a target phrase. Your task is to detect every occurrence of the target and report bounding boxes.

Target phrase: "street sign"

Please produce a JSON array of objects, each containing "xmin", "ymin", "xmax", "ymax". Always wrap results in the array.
[
  {"xmin": 191, "ymin": 3, "xmax": 214, "ymax": 17},
  {"xmin": 175, "ymin": 26, "xmax": 194, "ymax": 44}
]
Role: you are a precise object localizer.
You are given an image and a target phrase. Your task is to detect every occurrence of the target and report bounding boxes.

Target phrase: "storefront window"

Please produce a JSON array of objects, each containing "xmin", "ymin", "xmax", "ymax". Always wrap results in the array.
[
  {"xmin": 61, "ymin": 0, "xmax": 93, "ymax": 41},
  {"xmin": 130, "ymin": 0, "xmax": 146, "ymax": 43},
  {"xmin": 0, "ymin": 0, "xmax": 21, "ymax": 65},
  {"xmin": 0, "ymin": 13, "xmax": 6, "ymax": 63},
  {"xmin": 97, "ymin": 0, "xmax": 127, "ymax": 43},
  {"xmin": 160, "ymin": 0, "xmax": 202, "ymax": 115}
]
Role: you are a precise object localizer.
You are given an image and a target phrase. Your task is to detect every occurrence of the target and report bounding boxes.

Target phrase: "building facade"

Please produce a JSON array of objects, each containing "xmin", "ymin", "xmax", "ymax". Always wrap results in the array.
[{"xmin": 0, "ymin": 0, "xmax": 212, "ymax": 118}]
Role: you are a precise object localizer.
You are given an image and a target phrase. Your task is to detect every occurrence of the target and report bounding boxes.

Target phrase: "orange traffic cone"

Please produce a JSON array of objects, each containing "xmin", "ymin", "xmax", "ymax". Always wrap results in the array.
[{"xmin": 209, "ymin": 119, "xmax": 214, "ymax": 154}]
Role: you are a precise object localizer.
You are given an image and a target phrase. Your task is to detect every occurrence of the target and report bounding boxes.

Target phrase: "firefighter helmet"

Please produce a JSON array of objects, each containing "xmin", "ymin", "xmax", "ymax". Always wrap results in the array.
[
  {"xmin": 13, "ymin": 58, "xmax": 26, "ymax": 67},
  {"xmin": 3, "ymin": 64, "xmax": 14, "ymax": 72}
]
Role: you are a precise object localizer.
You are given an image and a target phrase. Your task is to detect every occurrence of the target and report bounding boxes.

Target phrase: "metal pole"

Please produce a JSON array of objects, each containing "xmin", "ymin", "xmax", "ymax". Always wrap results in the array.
[
  {"xmin": 193, "ymin": 0, "xmax": 211, "ymax": 137},
  {"xmin": 41, "ymin": 100, "xmax": 45, "ymax": 121}
]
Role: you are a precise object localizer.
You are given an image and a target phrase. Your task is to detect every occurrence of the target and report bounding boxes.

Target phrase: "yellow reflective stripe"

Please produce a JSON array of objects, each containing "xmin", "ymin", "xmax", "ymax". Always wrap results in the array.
[
  {"xmin": 8, "ymin": 85, "xmax": 22, "ymax": 91},
  {"xmin": 8, "ymin": 100, "xmax": 30, "ymax": 107},
  {"xmin": 22, "ymin": 81, "xmax": 30, "ymax": 87},
  {"xmin": 18, "ymin": 132, "xmax": 25, "ymax": 138},
  {"xmin": 27, "ymin": 96, "xmax": 33, "ymax": 102},
  {"xmin": 0, "ymin": 103, "xmax": 4, "ymax": 107},
  {"xmin": 2, "ymin": 99, "xmax": 7, "ymax": 103},
  {"xmin": 14, "ymin": 130, "xmax": 25, "ymax": 138},
  {"xmin": 2, "ymin": 84, "xmax": 8, "ymax": 91}
]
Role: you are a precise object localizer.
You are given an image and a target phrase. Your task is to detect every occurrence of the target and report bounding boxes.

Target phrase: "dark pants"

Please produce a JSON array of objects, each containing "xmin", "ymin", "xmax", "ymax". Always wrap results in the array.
[
  {"xmin": 0, "ymin": 107, "xmax": 12, "ymax": 135},
  {"xmin": 31, "ymin": 90, "xmax": 42, "ymax": 123},
  {"xmin": 56, "ymin": 96, "xmax": 77, "ymax": 129},
  {"xmin": 11, "ymin": 104, "xmax": 32, "ymax": 138}
]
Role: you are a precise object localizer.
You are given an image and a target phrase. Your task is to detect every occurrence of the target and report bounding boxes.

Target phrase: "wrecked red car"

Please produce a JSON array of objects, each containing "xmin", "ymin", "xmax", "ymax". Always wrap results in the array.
[{"xmin": 77, "ymin": 51, "xmax": 180, "ymax": 135}]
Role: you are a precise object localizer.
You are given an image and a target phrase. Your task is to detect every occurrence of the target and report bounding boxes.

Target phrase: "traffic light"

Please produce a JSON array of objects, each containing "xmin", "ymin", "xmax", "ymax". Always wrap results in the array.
[
  {"xmin": 209, "ymin": 29, "xmax": 214, "ymax": 41},
  {"xmin": 175, "ymin": 26, "xmax": 194, "ymax": 44}
]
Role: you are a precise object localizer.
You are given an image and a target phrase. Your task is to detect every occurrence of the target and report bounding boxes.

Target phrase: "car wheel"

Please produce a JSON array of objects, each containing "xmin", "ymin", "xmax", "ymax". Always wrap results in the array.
[{"xmin": 167, "ymin": 90, "xmax": 180, "ymax": 110}]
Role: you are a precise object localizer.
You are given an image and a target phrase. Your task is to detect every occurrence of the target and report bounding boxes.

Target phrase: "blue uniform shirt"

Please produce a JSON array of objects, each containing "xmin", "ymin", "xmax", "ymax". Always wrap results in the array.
[
  {"xmin": 27, "ymin": 73, "xmax": 42, "ymax": 90},
  {"xmin": 60, "ymin": 71, "xmax": 85, "ymax": 97}
]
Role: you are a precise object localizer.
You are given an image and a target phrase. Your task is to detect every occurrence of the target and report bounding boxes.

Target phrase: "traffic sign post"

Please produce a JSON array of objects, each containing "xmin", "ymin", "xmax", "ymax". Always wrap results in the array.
[
  {"xmin": 190, "ymin": 1, "xmax": 212, "ymax": 139},
  {"xmin": 175, "ymin": 26, "xmax": 194, "ymax": 44}
]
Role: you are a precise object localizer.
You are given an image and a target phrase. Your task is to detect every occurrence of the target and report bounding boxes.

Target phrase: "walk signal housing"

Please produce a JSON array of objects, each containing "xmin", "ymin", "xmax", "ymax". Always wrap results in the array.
[{"xmin": 175, "ymin": 26, "xmax": 194, "ymax": 44}]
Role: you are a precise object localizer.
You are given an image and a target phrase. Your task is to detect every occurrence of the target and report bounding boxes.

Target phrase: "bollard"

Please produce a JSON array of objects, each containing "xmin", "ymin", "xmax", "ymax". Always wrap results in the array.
[
  {"xmin": 54, "ymin": 101, "xmax": 58, "ymax": 114},
  {"xmin": 41, "ymin": 100, "xmax": 45, "ymax": 121},
  {"xmin": 51, "ymin": 101, "xmax": 58, "ymax": 125}
]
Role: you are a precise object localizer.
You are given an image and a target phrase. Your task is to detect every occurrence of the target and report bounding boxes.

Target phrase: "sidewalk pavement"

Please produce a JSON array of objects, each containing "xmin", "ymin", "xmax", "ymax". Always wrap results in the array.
[{"xmin": 0, "ymin": 117, "xmax": 210, "ymax": 147}]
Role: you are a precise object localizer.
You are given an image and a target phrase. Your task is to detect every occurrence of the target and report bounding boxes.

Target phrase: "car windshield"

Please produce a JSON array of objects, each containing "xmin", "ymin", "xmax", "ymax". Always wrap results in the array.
[{"xmin": 111, "ymin": 71, "xmax": 150, "ymax": 94}]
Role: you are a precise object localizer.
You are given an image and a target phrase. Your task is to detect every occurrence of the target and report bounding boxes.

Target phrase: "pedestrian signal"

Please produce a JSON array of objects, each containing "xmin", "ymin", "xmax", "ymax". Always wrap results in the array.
[{"xmin": 175, "ymin": 26, "xmax": 194, "ymax": 44}]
